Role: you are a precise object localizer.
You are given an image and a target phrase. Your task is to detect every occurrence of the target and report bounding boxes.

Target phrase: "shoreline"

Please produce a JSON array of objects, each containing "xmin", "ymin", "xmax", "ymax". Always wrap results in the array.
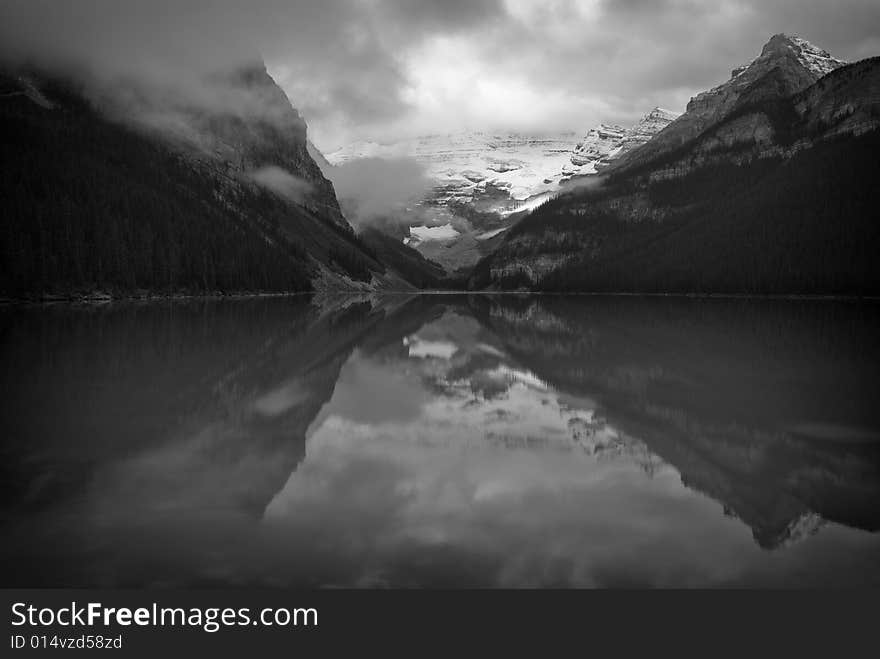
[{"xmin": 3, "ymin": 289, "xmax": 879, "ymax": 306}]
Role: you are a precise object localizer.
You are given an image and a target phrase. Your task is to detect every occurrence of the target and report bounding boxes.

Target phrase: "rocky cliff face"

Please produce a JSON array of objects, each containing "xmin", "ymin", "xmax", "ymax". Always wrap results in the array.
[
  {"xmin": 204, "ymin": 65, "xmax": 350, "ymax": 230},
  {"xmin": 104, "ymin": 62, "xmax": 351, "ymax": 232},
  {"xmin": 0, "ymin": 65, "xmax": 403, "ymax": 296},
  {"xmin": 568, "ymin": 108, "xmax": 679, "ymax": 173},
  {"xmin": 633, "ymin": 55, "xmax": 880, "ymax": 183},
  {"xmin": 610, "ymin": 34, "xmax": 846, "ymax": 175},
  {"xmin": 569, "ymin": 124, "xmax": 626, "ymax": 168},
  {"xmin": 618, "ymin": 107, "xmax": 681, "ymax": 152}
]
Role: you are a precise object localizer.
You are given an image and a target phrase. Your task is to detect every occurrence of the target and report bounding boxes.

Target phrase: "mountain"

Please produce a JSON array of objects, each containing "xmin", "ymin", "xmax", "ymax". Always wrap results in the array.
[
  {"xmin": 131, "ymin": 64, "xmax": 352, "ymax": 232},
  {"xmin": 567, "ymin": 107, "xmax": 680, "ymax": 174},
  {"xmin": 327, "ymin": 131, "xmax": 578, "ymax": 214},
  {"xmin": 0, "ymin": 64, "xmax": 429, "ymax": 298},
  {"xmin": 323, "ymin": 111, "xmax": 678, "ymax": 213},
  {"xmin": 320, "ymin": 111, "xmax": 678, "ymax": 274},
  {"xmin": 357, "ymin": 228, "xmax": 449, "ymax": 290},
  {"xmin": 609, "ymin": 33, "xmax": 846, "ymax": 175},
  {"xmin": 470, "ymin": 35, "xmax": 880, "ymax": 294},
  {"xmin": 322, "ymin": 131, "xmax": 581, "ymax": 272}
]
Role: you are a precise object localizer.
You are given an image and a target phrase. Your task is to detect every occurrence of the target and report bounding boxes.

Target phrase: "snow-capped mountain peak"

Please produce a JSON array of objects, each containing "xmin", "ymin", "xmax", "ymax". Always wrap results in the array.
[
  {"xmin": 569, "ymin": 124, "xmax": 626, "ymax": 167},
  {"xmin": 624, "ymin": 107, "xmax": 680, "ymax": 143},
  {"xmin": 568, "ymin": 107, "xmax": 680, "ymax": 173},
  {"xmin": 724, "ymin": 33, "xmax": 845, "ymax": 89},
  {"xmin": 640, "ymin": 106, "xmax": 679, "ymax": 125},
  {"xmin": 326, "ymin": 130, "xmax": 578, "ymax": 208},
  {"xmin": 608, "ymin": 34, "xmax": 847, "ymax": 176},
  {"xmin": 760, "ymin": 33, "xmax": 845, "ymax": 77}
]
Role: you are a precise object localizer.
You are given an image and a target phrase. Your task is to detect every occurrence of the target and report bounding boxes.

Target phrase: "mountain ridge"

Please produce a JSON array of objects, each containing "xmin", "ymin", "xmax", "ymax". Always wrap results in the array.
[
  {"xmin": 0, "ymin": 66, "xmax": 418, "ymax": 297},
  {"xmin": 568, "ymin": 106, "xmax": 680, "ymax": 173},
  {"xmin": 470, "ymin": 34, "xmax": 880, "ymax": 294},
  {"xmin": 608, "ymin": 33, "xmax": 847, "ymax": 176}
]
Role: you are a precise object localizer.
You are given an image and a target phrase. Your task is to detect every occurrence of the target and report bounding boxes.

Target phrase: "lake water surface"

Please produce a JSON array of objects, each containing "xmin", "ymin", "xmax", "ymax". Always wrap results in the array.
[{"xmin": 2, "ymin": 295, "xmax": 879, "ymax": 587}]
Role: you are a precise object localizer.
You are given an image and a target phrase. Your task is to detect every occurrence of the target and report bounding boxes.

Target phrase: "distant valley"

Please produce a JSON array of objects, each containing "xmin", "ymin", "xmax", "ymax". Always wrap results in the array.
[{"xmin": 319, "ymin": 107, "xmax": 680, "ymax": 273}]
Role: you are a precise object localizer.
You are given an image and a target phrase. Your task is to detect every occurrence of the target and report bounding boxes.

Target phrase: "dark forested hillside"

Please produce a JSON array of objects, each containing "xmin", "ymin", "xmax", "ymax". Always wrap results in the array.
[
  {"xmin": 471, "ymin": 52, "xmax": 880, "ymax": 295},
  {"xmin": 357, "ymin": 228, "xmax": 453, "ymax": 290},
  {"xmin": 0, "ymin": 74, "xmax": 386, "ymax": 298},
  {"xmin": 472, "ymin": 132, "xmax": 880, "ymax": 294}
]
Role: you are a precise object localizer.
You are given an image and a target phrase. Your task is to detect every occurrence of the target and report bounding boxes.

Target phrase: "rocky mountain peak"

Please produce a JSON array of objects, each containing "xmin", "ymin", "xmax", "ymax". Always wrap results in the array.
[
  {"xmin": 643, "ymin": 107, "xmax": 679, "ymax": 122},
  {"xmin": 632, "ymin": 107, "xmax": 680, "ymax": 135},
  {"xmin": 754, "ymin": 33, "xmax": 845, "ymax": 77},
  {"xmin": 608, "ymin": 34, "xmax": 846, "ymax": 175},
  {"xmin": 717, "ymin": 33, "xmax": 845, "ymax": 96},
  {"xmin": 569, "ymin": 108, "xmax": 679, "ymax": 172},
  {"xmin": 762, "ymin": 32, "xmax": 807, "ymax": 55},
  {"xmin": 726, "ymin": 33, "xmax": 845, "ymax": 84}
]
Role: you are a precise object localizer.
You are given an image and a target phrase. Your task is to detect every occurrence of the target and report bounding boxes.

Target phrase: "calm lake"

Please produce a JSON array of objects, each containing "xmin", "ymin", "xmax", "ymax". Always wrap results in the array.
[{"xmin": 2, "ymin": 294, "xmax": 879, "ymax": 587}]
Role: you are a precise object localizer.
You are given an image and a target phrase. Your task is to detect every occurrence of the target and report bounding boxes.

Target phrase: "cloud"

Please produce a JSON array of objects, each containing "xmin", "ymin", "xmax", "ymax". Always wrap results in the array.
[
  {"xmin": 323, "ymin": 157, "xmax": 433, "ymax": 228},
  {"xmin": 250, "ymin": 167, "xmax": 314, "ymax": 204},
  {"xmin": 0, "ymin": 1, "xmax": 259, "ymax": 82}
]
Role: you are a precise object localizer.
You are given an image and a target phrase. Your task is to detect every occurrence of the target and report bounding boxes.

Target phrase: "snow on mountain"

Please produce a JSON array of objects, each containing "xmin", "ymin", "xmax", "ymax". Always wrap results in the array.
[
  {"xmin": 325, "ymin": 111, "xmax": 679, "ymax": 224},
  {"xmin": 568, "ymin": 124, "xmax": 626, "ymax": 169},
  {"xmin": 765, "ymin": 33, "xmax": 844, "ymax": 78},
  {"xmin": 621, "ymin": 107, "xmax": 681, "ymax": 150},
  {"xmin": 727, "ymin": 34, "xmax": 842, "ymax": 82},
  {"xmin": 405, "ymin": 223, "xmax": 461, "ymax": 246},
  {"xmin": 567, "ymin": 107, "xmax": 680, "ymax": 174},
  {"xmin": 701, "ymin": 33, "xmax": 845, "ymax": 104},
  {"xmin": 320, "ymin": 110, "xmax": 681, "ymax": 271},
  {"xmin": 327, "ymin": 131, "xmax": 578, "ymax": 213},
  {"xmin": 314, "ymin": 101, "xmax": 679, "ymax": 276},
  {"xmin": 610, "ymin": 34, "xmax": 847, "ymax": 176},
  {"xmin": 323, "ymin": 131, "xmax": 587, "ymax": 270}
]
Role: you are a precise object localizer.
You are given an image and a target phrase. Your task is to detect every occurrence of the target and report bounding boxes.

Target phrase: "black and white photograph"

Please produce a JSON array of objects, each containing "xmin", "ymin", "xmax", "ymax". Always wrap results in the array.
[{"xmin": 1, "ymin": 0, "xmax": 879, "ymax": 643}]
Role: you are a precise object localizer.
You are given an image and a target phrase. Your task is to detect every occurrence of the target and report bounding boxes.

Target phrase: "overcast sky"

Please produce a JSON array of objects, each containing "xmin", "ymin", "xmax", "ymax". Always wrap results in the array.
[{"xmin": 2, "ymin": 0, "xmax": 879, "ymax": 150}]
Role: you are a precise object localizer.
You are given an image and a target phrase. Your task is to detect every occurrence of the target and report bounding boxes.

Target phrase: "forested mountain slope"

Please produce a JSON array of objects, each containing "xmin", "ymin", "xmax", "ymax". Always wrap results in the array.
[
  {"xmin": 0, "ymin": 70, "xmax": 393, "ymax": 298},
  {"xmin": 471, "ymin": 45, "xmax": 880, "ymax": 295}
]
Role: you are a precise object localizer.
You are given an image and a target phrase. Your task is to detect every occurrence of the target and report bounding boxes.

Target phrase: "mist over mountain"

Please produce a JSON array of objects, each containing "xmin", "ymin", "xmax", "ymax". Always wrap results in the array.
[
  {"xmin": 0, "ymin": 63, "xmax": 442, "ymax": 296},
  {"xmin": 312, "ymin": 154, "xmax": 434, "ymax": 229}
]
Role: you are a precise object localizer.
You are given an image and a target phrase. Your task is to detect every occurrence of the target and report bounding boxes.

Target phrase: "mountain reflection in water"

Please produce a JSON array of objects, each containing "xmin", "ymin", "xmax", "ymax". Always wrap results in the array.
[{"xmin": 2, "ymin": 295, "xmax": 879, "ymax": 587}]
